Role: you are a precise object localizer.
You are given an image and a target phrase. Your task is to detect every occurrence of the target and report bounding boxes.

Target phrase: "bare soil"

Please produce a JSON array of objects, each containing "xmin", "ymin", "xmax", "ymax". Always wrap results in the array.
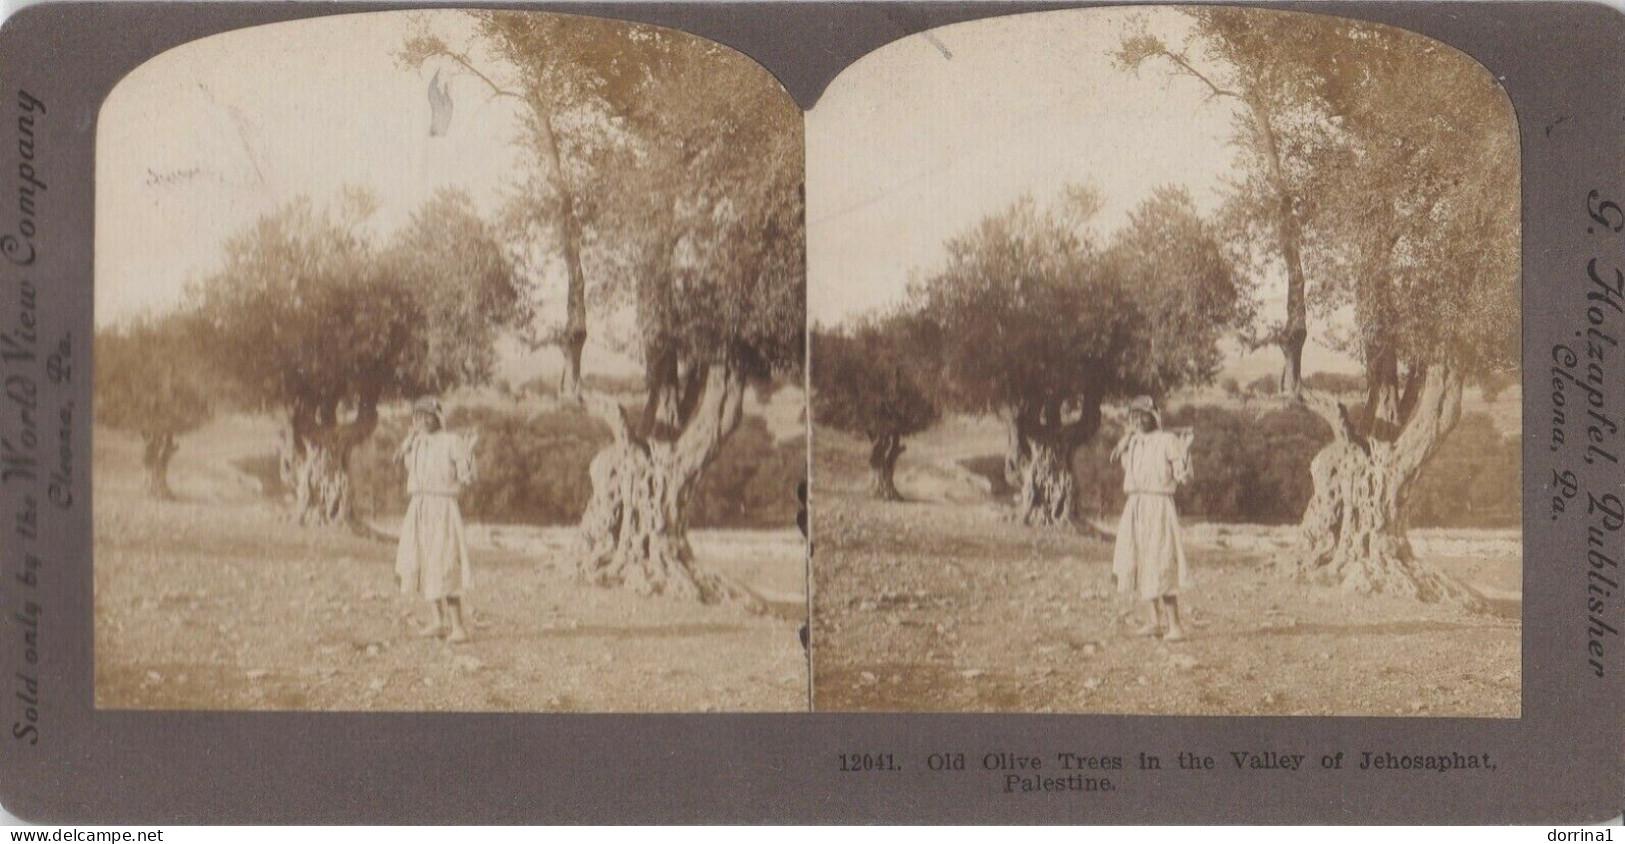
[
  {"xmin": 94, "ymin": 420, "xmax": 807, "ymax": 712},
  {"xmin": 810, "ymin": 426, "xmax": 1520, "ymax": 716}
]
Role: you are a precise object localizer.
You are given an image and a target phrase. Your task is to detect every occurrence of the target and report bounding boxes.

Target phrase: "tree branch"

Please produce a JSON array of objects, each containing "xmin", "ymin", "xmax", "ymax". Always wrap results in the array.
[
  {"xmin": 1299, "ymin": 388, "xmax": 1366, "ymax": 453},
  {"xmin": 585, "ymin": 391, "xmax": 641, "ymax": 450},
  {"xmin": 1153, "ymin": 47, "xmax": 1242, "ymax": 101},
  {"xmin": 429, "ymin": 46, "xmax": 523, "ymax": 102},
  {"xmin": 1393, "ymin": 364, "xmax": 1462, "ymax": 481}
]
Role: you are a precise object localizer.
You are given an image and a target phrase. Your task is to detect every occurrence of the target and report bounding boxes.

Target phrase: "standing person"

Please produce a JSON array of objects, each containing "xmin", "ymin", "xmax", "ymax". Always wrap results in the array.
[
  {"xmin": 1110, "ymin": 396, "xmax": 1195, "ymax": 641},
  {"xmin": 395, "ymin": 397, "xmax": 476, "ymax": 644}
]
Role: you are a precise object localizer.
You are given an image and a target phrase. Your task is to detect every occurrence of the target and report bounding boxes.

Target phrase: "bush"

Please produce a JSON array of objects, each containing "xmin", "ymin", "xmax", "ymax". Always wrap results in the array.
[
  {"xmin": 1302, "ymin": 371, "xmax": 1366, "ymax": 395},
  {"xmin": 1075, "ymin": 404, "xmax": 1330, "ymax": 524},
  {"xmin": 1406, "ymin": 412, "xmax": 1520, "ymax": 528},
  {"xmin": 348, "ymin": 404, "xmax": 804, "ymax": 528},
  {"xmin": 1073, "ymin": 404, "xmax": 1518, "ymax": 528},
  {"xmin": 690, "ymin": 422, "xmax": 808, "ymax": 529}
]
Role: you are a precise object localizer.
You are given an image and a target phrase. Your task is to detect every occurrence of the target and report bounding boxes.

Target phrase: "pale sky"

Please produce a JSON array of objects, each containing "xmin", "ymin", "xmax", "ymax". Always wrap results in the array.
[
  {"xmin": 95, "ymin": 10, "xmax": 649, "ymax": 381},
  {"xmin": 98, "ymin": 11, "xmax": 520, "ymax": 322},
  {"xmin": 97, "ymin": 6, "xmax": 1361, "ymax": 386},
  {"xmin": 806, "ymin": 6, "xmax": 1356, "ymax": 377}
]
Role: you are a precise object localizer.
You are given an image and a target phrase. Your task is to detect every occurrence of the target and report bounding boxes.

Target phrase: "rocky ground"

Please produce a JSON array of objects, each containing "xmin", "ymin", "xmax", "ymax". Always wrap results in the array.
[
  {"xmin": 94, "ymin": 423, "xmax": 807, "ymax": 712},
  {"xmin": 810, "ymin": 426, "xmax": 1521, "ymax": 716}
]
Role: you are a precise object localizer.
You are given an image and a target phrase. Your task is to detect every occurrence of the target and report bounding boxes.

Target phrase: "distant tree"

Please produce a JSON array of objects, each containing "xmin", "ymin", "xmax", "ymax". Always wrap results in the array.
[
  {"xmin": 1116, "ymin": 9, "xmax": 1331, "ymax": 395},
  {"xmin": 1245, "ymin": 375, "xmax": 1277, "ymax": 397},
  {"xmin": 1220, "ymin": 376, "xmax": 1241, "ymax": 398},
  {"xmin": 811, "ymin": 318, "xmax": 940, "ymax": 501},
  {"xmin": 192, "ymin": 188, "xmax": 520, "ymax": 527},
  {"xmin": 400, "ymin": 13, "xmax": 650, "ymax": 401},
  {"xmin": 911, "ymin": 186, "xmax": 1244, "ymax": 526},
  {"xmin": 94, "ymin": 314, "xmax": 215, "ymax": 500}
]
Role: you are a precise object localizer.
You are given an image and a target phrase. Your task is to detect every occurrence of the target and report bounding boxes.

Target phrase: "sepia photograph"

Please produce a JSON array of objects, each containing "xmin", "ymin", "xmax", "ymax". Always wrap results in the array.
[
  {"xmin": 808, "ymin": 6, "xmax": 1522, "ymax": 716},
  {"xmin": 92, "ymin": 9, "xmax": 809, "ymax": 712}
]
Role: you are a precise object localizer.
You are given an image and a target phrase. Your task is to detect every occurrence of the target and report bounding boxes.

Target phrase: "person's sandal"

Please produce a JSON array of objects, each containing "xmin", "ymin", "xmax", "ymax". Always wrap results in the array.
[
  {"xmin": 1132, "ymin": 623, "xmax": 1163, "ymax": 638},
  {"xmin": 1163, "ymin": 627, "xmax": 1188, "ymax": 642},
  {"xmin": 446, "ymin": 628, "xmax": 471, "ymax": 645},
  {"xmin": 415, "ymin": 622, "xmax": 447, "ymax": 639}
]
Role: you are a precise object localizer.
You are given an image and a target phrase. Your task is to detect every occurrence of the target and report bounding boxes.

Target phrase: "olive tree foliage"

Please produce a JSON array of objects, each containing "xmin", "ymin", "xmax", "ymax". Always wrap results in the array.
[
  {"xmin": 811, "ymin": 317, "xmax": 941, "ymax": 501},
  {"xmin": 1115, "ymin": 8, "xmax": 1345, "ymax": 396},
  {"xmin": 94, "ymin": 314, "xmax": 216, "ymax": 500},
  {"xmin": 1287, "ymin": 24, "xmax": 1518, "ymax": 607},
  {"xmin": 909, "ymin": 186, "xmax": 1245, "ymax": 527},
  {"xmin": 1120, "ymin": 9, "xmax": 1519, "ymax": 605},
  {"xmin": 191, "ymin": 188, "xmax": 521, "ymax": 527},
  {"xmin": 400, "ymin": 13, "xmax": 660, "ymax": 400}
]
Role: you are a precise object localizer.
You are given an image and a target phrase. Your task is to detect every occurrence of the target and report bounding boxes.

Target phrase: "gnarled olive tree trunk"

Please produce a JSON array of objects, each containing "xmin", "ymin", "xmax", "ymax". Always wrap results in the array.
[
  {"xmin": 868, "ymin": 434, "xmax": 905, "ymax": 501},
  {"xmin": 141, "ymin": 432, "xmax": 178, "ymax": 501},
  {"xmin": 578, "ymin": 363, "xmax": 755, "ymax": 604},
  {"xmin": 1016, "ymin": 430, "xmax": 1077, "ymax": 526},
  {"xmin": 1295, "ymin": 365, "xmax": 1486, "ymax": 609},
  {"xmin": 278, "ymin": 394, "xmax": 379, "ymax": 528},
  {"xmin": 1006, "ymin": 400, "xmax": 1101, "ymax": 528}
]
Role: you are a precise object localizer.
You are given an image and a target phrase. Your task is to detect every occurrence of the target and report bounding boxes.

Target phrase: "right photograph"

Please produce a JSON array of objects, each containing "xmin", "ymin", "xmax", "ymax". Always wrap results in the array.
[{"xmin": 807, "ymin": 6, "xmax": 1521, "ymax": 716}]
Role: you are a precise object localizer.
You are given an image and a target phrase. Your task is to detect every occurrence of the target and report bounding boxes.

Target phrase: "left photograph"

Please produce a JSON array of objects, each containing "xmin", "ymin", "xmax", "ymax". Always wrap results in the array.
[{"xmin": 93, "ymin": 10, "xmax": 809, "ymax": 712}]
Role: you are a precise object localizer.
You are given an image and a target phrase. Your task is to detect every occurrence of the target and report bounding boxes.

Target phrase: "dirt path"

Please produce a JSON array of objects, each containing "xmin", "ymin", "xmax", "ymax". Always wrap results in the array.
[
  {"xmin": 810, "ymin": 429, "xmax": 1520, "ymax": 717},
  {"xmin": 95, "ymin": 430, "xmax": 807, "ymax": 713}
]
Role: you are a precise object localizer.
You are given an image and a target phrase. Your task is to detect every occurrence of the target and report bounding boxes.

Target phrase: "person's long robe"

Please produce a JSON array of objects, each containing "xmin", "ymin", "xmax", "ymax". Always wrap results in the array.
[{"xmin": 1111, "ymin": 430, "xmax": 1193, "ymax": 600}]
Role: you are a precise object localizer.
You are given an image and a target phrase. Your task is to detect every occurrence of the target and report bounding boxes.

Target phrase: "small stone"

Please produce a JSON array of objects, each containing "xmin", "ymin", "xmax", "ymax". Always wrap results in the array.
[
  {"xmin": 1135, "ymin": 675, "xmax": 1148, "ymax": 686},
  {"xmin": 859, "ymin": 672, "xmax": 878, "ymax": 685},
  {"xmin": 246, "ymin": 669, "xmax": 269, "ymax": 681},
  {"xmin": 145, "ymin": 671, "xmax": 163, "ymax": 684},
  {"xmin": 368, "ymin": 678, "xmax": 387, "ymax": 692},
  {"xmin": 960, "ymin": 669, "xmax": 986, "ymax": 679},
  {"xmin": 1082, "ymin": 677, "xmax": 1101, "ymax": 690},
  {"xmin": 365, "ymin": 644, "xmax": 380, "ymax": 657}
]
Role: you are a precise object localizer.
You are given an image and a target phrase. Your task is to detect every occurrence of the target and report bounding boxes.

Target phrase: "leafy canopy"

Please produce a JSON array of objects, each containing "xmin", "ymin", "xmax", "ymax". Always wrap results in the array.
[
  {"xmin": 908, "ymin": 186, "xmax": 1245, "ymax": 415},
  {"xmin": 811, "ymin": 317, "xmax": 940, "ymax": 442},
  {"xmin": 191, "ymin": 188, "xmax": 520, "ymax": 414},
  {"xmin": 94, "ymin": 312, "xmax": 216, "ymax": 440}
]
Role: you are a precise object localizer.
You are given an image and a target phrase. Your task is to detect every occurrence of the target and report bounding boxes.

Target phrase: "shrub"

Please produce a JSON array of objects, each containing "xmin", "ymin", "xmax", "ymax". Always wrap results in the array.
[
  {"xmin": 1302, "ymin": 371, "xmax": 1366, "ymax": 395},
  {"xmin": 1406, "ymin": 412, "xmax": 1520, "ymax": 528},
  {"xmin": 347, "ymin": 404, "xmax": 803, "ymax": 528},
  {"xmin": 1074, "ymin": 404, "xmax": 1517, "ymax": 528}
]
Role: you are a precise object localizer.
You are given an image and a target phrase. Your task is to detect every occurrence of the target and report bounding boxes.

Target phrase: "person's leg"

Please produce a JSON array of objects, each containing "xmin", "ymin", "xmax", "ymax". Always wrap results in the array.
[
  {"xmin": 419, "ymin": 598, "xmax": 445, "ymax": 637},
  {"xmin": 1134, "ymin": 599, "xmax": 1163, "ymax": 637},
  {"xmin": 417, "ymin": 599, "xmax": 447, "ymax": 637},
  {"xmin": 1163, "ymin": 596, "xmax": 1187, "ymax": 642},
  {"xmin": 446, "ymin": 596, "xmax": 470, "ymax": 644}
]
